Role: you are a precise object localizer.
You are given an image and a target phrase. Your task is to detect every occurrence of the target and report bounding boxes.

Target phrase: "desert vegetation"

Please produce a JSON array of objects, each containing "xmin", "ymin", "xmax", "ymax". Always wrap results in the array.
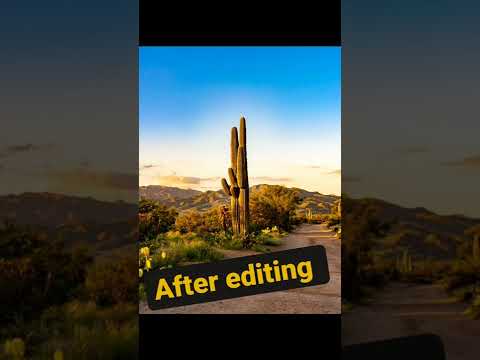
[
  {"xmin": 341, "ymin": 195, "xmax": 480, "ymax": 319},
  {"xmin": 0, "ymin": 220, "xmax": 138, "ymax": 359},
  {"xmin": 138, "ymin": 185, "xmax": 296, "ymax": 257},
  {"xmin": 137, "ymin": 183, "xmax": 311, "ymax": 295},
  {"xmin": 137, "ymin": 181, "xmax": 342, "ymax": 300}
]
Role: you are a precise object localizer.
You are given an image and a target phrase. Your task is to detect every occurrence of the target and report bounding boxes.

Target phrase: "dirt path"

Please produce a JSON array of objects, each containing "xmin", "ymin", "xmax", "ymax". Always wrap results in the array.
[
  {"xmin": 342, "ymin": 282, "xmax": 480, "ymax": 360},
  {"xmin": 140, "ymin": 223, "xmax": 340, "ymax": 314}
]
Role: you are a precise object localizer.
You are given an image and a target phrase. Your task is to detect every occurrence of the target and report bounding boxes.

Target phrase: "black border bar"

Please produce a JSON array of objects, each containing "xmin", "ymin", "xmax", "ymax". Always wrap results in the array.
[{"xmin": 140, "ymin": 1, "xmax": 341, "ymax": 46}]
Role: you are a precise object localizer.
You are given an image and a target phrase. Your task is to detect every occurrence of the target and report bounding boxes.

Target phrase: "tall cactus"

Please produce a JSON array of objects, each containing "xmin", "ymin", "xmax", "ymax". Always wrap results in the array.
[
  {"xmin": 306, "ymin": 208, "xmax": 313, "ymax": 222},
  {"xmin": 401, "ymin": 248, "xmax": 413, "ymax": 273},
  {"xmin": 221, "ymin": 117, "xmax": 250, "ymax": 240}
]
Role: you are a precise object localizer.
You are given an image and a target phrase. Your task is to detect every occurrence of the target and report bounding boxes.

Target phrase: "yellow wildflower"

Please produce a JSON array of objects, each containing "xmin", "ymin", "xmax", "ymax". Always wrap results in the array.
[
  {"xmin": 4, "ymin": 338, "xmax": 25, "ymax": 358},
  {"xmin": 140, "ymin": 247, "xmax": 150, "ymax": 258}
]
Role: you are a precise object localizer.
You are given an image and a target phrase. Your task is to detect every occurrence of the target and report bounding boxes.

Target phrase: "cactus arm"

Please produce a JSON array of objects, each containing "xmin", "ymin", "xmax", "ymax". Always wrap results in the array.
[
  {"xmin": 221, "ymin": 178, "xmax": 231, "ymax": 196},
  {"xmin": 228, "ymin": 168, "xmax": 238, "ymax": 188}
]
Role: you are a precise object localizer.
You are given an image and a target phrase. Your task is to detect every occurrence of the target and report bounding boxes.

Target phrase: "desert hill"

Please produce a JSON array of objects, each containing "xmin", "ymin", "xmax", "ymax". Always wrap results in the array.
[
  {"xmin": 139, "ymin": 185, "xmax": 201, "ymax": 207},
  {"xmin": 140, "ymin": 184, "xmax": 339, "ymax": 215},
  {"xmin": 0, "ymin": 192, "xmax": 137, "ymax": 253},
  {"xmin": 345, "ymin": 197, "xmax": 480, "ymax": 260},
  {"xmin": 0, "ymin": 192, "xmax": 136, "ymax": 228}
]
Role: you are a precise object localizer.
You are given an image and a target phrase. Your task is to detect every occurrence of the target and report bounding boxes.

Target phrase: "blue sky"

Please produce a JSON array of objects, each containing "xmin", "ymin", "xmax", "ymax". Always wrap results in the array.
[{"xmin": 140, "ymin": 47, "xmax": 341, "ymax": 194}]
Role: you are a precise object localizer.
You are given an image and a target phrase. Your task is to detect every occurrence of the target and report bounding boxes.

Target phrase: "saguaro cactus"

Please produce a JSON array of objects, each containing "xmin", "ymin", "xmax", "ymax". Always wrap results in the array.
[
  {"xmin": 306, "ymin": 208, "xmax": 313, "ymax": 222},
  {"xmin": 221, "ymin": 117, "xmax": 250, "ymax": 240},
  {"xmin": 400, "ymin": 248, "xmax": 413, "ymax": 273}
]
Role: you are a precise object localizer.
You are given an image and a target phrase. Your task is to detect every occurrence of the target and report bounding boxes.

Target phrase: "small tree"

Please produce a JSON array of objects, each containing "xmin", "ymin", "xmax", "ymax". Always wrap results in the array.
[
  {"xmin": 250, "ymin": 185, "xmax": 299, "ymax": 231},
  {"xmin": 139, "ymin": 198, "xmax": 177, "ymax": 241}
]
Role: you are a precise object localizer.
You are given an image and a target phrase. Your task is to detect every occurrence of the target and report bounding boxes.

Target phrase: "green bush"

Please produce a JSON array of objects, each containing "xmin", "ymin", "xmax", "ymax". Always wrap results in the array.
[
  {"xmin": 0, "ymin": 225, "xmax": 92, "ymax": 324},
  {"xmin": 251, "ymin": 226, "xmax": 285, "ymax": 246},
  {"xmin": 250, "ymin": 185, "xmax": 299, "ymax": 231},
  {"xmin": 3, "ymin": 338, "xmax": 25, "ymax": 359},
  {"xmin": 143, "ymin": 232, "xmax": 224, "ymax": 270},
  {"xmin": 175, "ymin": 206, "xmax": 229, "ymax": 236},
  {"xmin": 139, "ymin": 199, "xmax": 177, "ymax": 241},
  {"xmin": 37, "ymin": 301, "xmax": 138, "ymax": 360},
  {"xmin": 85, "ymin": 256, "xmax": 137, "ymax": 306}
]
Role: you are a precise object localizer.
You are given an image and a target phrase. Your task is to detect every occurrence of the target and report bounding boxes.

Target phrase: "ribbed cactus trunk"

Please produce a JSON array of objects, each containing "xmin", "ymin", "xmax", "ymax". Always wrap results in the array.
[
  {"xmin": 221, "ymin": 117, "xmax": 250, "ymax": 242},
  {"xmin": 402, "ymin": 249, "xmax": 410, "ymax": 273},
  {"xmin": 239, "ymin": 117, "xmax": 249, "ymax": 237},
  {"xmin": 306, "ymin": 208, "xmax": 313, "ymax": 222}
]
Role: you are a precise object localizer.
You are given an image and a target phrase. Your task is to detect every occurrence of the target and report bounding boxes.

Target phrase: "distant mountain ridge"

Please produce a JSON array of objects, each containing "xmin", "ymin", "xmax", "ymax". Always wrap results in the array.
[
  {"xmin": 139, "ymin": 186, "xmax": 201, "ymax": 207},
  {"xmin": 0, "ymin": 192, "xmax": 138, "ymax": 254},
  {"xmin": 140, "ymin": 184, "xmax": 339, "ymax": 214},
  {"xmin": 346, "ymin": 197, "xmax": 480, "ymax": 260},
  {"xmin": 3, "ymin": 190, "xmax": 478, "ymax": 259},
  {"xmin": 0, "ymin": 192, "xmax": 137, "ymax": 228}
]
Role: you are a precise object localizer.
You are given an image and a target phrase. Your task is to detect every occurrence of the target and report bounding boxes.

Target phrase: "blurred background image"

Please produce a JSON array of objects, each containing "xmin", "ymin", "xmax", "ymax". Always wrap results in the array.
[
  {"xmin": 0, "ymin": 1, "xmax": 138, "ymax": 358},
  {"xmin": 342, "ymin": 1, "xmax": 480, "ymax": 358}
]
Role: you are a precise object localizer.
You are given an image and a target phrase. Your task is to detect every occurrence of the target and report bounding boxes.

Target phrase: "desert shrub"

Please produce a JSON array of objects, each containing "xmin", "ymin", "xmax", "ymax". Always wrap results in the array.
[
  {"xmin": 0, "ymin": 225, "xmax": 92, "ymax": 323},
  {"xmin": 341, "ymin": 197, "xmax": 393, "ymax": 302},
  {"xmin": 139, "ymin": 199, "xmax": 177, "ymax": 241},
  {"xmin": 0, "ymin": 222, "xmax": 44, "ymax": 259},
  {"xmin": 3, "ymin": 338, "xmax": 25, "ymax": 359},
  {"xmin": 35, "ymin": 301, "xmax": 138, "ymax": 360},
  {"xmin": 175, "ymin": 206, "xmax": 229, "ymax": 236},
  {"xmin": 255, "ymin": 226, "xmax": 285, "ymax": 245},
  {"xmin": 2, "ymin": 301, "xmax": 138, "ymax": 359},
  {"xmin": 292, "ymin": 214, "xmax": 305, "ymax": 225},
  {"xmin": 217, "ymin": 233, "xmax": 244, "ymax": 250},
  {"xmin": 60, "ymin": 322, "xmax": 137, "ymax": 360},
  {"xmin": 140, "ymin": 233, "xmax": 224, "ymax": 272},
  {"xmin": 85, "ymin": 255, "xmax": 137, "ymax": 306},
  {"xmin": 250, "ymin": 185, "xmax": 299, "ymax": 231},
  {"xmin": 244, "ymin": 227, "xmax": 286, "ymax": 252},
  {"xmin": 0, "ymin": 225, "xmax": 137, "ymax": 359},
  {"xmin": 441, "ymin": 259, "xmax": 480, "ymax": 292},
  {"xmin": 170, "ymin": 239, "xmax": 222, "ymax": 263},
  {"xmin": 327, "ymin": 215, "xmax": 340, "ymax": 228},
  {"xmin": 259, "ymin": 236, "xmax": 282, "ymax": 247},
  {"xmin": 176, "ymin": 240, "xmax": 223, "ymax": 263}
]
